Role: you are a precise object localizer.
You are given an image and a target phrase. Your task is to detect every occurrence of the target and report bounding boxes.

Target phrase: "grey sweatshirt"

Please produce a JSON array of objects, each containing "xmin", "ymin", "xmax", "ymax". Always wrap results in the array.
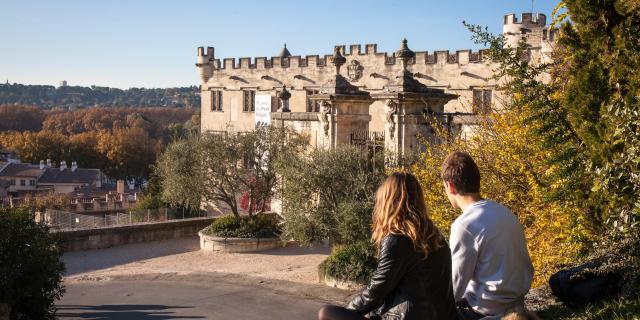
[{"xmin": 449, "ymin": 200, "xmax": 534, "ymax": 316}]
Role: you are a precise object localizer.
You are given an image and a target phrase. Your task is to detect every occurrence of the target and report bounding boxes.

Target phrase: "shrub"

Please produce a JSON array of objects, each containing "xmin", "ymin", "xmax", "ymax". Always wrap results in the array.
[
  {"xmin": 277, "ymin": 146, "xmax": 384, "ymax": 245},
  {"xmin": 205, "ymin": 213, "xmax": 281, "ymax": 238},
  {"xmin": 0, "ymin": 207, "xmax": 65, "ymax": 320},
  {"xmin": 318, "ymin": 241, "xmax": 377, "ymax": 284}
]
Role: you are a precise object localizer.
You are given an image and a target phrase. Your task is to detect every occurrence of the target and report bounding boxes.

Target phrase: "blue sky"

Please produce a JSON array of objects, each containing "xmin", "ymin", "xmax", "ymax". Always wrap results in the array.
[{"xmin": 0, "ymin": 0, "xmax": 558, "ymax": 89}]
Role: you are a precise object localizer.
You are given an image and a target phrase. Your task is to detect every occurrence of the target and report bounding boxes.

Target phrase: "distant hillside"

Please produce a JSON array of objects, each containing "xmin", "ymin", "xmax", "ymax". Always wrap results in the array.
[{"xmin": 0, "ymin": 83, "xmax": 200, "ymax": 109}]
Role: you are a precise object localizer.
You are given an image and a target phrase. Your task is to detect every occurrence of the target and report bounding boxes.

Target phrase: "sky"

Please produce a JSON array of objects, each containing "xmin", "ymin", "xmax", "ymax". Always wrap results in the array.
[{"xmin": 0, "ymin": 0, "xmax": 558, "ymax": 89}]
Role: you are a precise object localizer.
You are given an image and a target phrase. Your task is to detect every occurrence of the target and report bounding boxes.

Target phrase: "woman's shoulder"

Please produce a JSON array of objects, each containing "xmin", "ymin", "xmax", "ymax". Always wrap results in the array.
[{"xmin": 380, "ymin": 233, "xmax": 414, "ymax": 250}]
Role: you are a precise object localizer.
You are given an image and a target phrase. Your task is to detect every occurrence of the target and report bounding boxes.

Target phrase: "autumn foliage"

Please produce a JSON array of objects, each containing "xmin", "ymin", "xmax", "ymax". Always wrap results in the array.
[{"xmin": 0, "ymin": 105, "xmax": 197, "ymax": 180}]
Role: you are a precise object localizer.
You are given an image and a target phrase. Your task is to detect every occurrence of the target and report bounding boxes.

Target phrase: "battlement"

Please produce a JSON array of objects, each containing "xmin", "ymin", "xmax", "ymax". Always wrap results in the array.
[
  {"xmin": 196, "ymin": 44, "xmax": 489, "ymax": 72},
  {"xmin": 542, "ymin": 28, "xmax": 557, "ymax": 41},
  {"xmin": 503, "ymin": 13, "xmax": 546, "ymax": 27}
]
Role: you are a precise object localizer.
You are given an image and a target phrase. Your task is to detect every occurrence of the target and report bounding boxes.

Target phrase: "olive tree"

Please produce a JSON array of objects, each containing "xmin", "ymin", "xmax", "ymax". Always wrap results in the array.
[{"xmin": 156, "ymin": 126, "xmax": 307, "ymax": 217}]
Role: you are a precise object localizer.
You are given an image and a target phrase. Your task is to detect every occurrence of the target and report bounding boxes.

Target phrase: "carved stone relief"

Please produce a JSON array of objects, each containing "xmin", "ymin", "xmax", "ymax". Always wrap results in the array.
[
  {"xmin": 347, "ymin": 60, "xmax": 363, "ymax": 81},
  {"xmin": 320, "ymin": 100, "xmax": 332, "ymax": 136},
  {"xmin": 385, "ymin": 99, "xmax": 398, "ymax": 139}
]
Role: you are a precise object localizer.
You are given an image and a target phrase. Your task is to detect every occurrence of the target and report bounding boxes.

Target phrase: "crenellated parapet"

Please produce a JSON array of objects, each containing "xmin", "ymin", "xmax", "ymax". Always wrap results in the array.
[
  {"xmin": 196, "ymin": 47, "xmax": 215, "ymax": 82},
  {"xmin": 502, "ymin": 13, "xmax": 548, "ymax": 48},
  {"xmin": 196, "ymin": 44, "xmax": 490, "ymax": 75}
]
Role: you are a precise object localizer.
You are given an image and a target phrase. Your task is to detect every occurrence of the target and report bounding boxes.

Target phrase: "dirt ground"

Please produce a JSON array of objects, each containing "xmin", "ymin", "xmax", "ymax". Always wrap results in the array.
[{"xmin": 64, "ymin": 237, "xmax": 332, "ymax": 286}]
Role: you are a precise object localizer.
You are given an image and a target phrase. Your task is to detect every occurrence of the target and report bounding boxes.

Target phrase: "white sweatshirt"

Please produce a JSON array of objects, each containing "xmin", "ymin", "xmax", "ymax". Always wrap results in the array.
[{"xmin": 449, "ymin": 200, "xmax": 534, "ymax": 316}]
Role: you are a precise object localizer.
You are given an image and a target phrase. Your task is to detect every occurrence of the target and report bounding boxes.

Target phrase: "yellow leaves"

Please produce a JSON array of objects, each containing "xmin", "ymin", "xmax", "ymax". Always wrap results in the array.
[{"xmin": 414, "ymin": 110, "xmax": 586, "ymax": 286}]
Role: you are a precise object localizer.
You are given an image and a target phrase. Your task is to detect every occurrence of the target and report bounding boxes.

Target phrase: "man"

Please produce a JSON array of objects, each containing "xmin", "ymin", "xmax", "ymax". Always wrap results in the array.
[{"xmin": 442, "ymin": 152, "xmax": 534, "ymax": 319}]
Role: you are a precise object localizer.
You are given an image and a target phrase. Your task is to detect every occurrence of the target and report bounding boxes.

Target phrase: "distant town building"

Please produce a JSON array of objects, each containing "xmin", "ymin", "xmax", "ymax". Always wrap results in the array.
[
  {"xmin": 0, "ymin": 158, "xmax": 102, "ymax": 196},
  {"xmin": 59, "ymin": 80, "xmax": 68, "ymax": 87}
]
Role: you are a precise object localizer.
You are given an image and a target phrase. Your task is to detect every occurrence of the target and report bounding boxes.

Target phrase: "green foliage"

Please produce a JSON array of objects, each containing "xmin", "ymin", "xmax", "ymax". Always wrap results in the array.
[
  {"xmin": 318, "ymin": 241, "xmax": 377, "ymax": 284},
  {"xmin": 157, "ymin": 126, "xmax": 307, "ymax": 217},
  {"xmin": 460, "ymin": 0, "xmax": 640, "ymax": 290},
  {"xmin": 0, "ymin": 84, "xmax": 200, "ymax": 109},
  {"xmin": 205, "ymin": 214, "xmax": 281, "ymax": 238},
  {"xmin": 135, "ymin": 173, "xmax": 165, "ymax": 210},
  {"xmin": 0, "ymin": 207, "xmax": 65, "ymax": 320},
  {"xmin": 554, "ymin": 0, "xmax": 640, "ymax": 239},
  {"xmin": 277, "ymin": 146, "xmax": 385, "ymax": 245}
]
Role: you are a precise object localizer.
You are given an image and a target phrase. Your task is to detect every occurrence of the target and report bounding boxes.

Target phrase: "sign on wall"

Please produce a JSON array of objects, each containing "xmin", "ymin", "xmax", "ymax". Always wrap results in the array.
[{"xmin": 254, "ymin": 94, "xmax": 271, "ymax": 127}]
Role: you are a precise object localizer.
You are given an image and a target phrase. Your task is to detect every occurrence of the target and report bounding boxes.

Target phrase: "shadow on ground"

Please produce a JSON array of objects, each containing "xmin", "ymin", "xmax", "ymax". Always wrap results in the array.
[
  {"xmin": 63, "ymin": 237, "xmax": 200, "ymax": 276},
  {"xmin": 57, "ymin": 304, "xmax": 205, "ymax": 319},
  {"xmin": 258, "ymin": 242, "xmax": 331, "ymax": 256}
]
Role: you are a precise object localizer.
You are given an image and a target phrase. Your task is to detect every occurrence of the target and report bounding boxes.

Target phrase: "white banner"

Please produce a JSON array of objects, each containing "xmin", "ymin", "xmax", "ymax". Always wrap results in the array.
[{"xmin": 254, "ymin": 94, "xmax": 271, "ymax": 127}]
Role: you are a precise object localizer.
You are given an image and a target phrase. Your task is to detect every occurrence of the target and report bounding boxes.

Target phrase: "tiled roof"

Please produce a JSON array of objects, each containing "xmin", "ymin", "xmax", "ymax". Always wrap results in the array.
[
  {"xmin": 0, "ymin": 163, "xmax": 45, "ymax": 178},
  {"xmin": 38, "ymin": 168, "xmax": 100, "ymax": 185}
]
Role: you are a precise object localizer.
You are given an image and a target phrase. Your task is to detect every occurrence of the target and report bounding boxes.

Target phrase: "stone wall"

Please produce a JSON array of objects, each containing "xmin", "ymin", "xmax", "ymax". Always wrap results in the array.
[{"xmin": 54, "ymin": 217, "xmax": 214, "ymax": 252}]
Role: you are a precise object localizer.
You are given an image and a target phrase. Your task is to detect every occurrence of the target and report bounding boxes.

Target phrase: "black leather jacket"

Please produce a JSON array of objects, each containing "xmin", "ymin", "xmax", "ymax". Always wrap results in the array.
[{"xmin": 346, "ymin": 234, "xmax": 458, "ymax": 320}]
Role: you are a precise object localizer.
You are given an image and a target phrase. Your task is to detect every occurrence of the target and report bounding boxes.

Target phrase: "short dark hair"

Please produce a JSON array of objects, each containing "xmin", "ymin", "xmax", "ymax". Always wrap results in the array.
[{"xmin": 441, "ymin": 152, "xmax": 480, "ymax": 194}]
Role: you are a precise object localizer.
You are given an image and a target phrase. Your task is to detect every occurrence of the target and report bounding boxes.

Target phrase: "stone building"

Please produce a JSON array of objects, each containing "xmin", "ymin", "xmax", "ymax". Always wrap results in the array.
[{"xmin": 196, "ymin": 13, "xmax": 554, "ymax": 157}]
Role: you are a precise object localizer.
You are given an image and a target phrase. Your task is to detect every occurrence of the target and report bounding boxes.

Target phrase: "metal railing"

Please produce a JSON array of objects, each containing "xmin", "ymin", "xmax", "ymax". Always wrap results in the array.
[{"xmin": 43, "ymin": 208, "xmax": 206, "ymax": 230}]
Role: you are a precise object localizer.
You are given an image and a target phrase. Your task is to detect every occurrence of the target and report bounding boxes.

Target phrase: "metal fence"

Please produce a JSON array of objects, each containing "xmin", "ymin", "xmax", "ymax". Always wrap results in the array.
[{"xmin": 43, "ymin": 208, "xmax": 206, "ymax": 230}]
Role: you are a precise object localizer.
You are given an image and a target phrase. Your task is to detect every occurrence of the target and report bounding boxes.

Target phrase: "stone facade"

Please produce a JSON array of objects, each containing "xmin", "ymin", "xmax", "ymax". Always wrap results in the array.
[{"xmin": 197, "ymin": 13, "xmax": 553, "ymax": 155}]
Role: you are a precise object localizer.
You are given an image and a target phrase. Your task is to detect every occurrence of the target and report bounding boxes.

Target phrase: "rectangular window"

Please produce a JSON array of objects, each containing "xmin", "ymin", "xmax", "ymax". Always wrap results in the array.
[
  {"xmin": 10, "ymin": 179, "xmax": 15, "ymax": 186},
  {"xmin": 210, "ymin": 90, "xmax": 223, "ymax": 111},
  {"xmin": 29, "ymin": 180, "xmax": 35, "ymax": 186},
  {"xmin": 306, "ymin": 89, "xmax": 321, "ymax": 112},
  {"xmin": 472, "ymin": 89, "xmax": 492, "ymax": 114},
  {"xmin": 20, "ymin": 179, "xmax": 25, "ymax": 186},
  {"xmin": 243, "ymin": 90, "xmax": 256, "ymax": 112}
]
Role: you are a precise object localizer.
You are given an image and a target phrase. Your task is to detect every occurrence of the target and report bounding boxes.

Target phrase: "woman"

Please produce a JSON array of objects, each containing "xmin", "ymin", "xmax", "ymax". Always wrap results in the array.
[{"xmin": 318, "ymin": 172, "xmax": 458, "ymax": 320}]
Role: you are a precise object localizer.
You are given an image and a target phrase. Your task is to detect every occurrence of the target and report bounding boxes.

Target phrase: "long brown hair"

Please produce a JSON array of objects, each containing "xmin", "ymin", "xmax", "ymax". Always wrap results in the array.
[{"xmin": 371, "ymin": 172, "xmax": 442, "ymax": 257}]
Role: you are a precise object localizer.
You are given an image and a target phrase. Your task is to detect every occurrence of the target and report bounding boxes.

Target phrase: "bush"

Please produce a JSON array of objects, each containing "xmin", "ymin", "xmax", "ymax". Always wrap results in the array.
[
  {"xmin": 319, "ymin": 241, "xmax": 377, "ymax": 284},
  {"xmin": 277, "ymin": 146, "xmax": 385, "ymax": 245},
  {"xmin": 205, "ymin": 213, "xmax": 281, "ymax": 238},
  {"xmin": 0, "ymin": 207, "xmax": 65, "ymax": 320}
]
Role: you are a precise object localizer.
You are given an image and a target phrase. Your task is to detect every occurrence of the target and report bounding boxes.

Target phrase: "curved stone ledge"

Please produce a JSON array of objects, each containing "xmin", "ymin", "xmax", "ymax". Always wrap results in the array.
[
  {"xmin": 198, "ymin": 229, "xmax": 281, "ymax": 253},
  {"xmin": 318, "ymin": 270, "xmax": 362, "ymax": 291}
]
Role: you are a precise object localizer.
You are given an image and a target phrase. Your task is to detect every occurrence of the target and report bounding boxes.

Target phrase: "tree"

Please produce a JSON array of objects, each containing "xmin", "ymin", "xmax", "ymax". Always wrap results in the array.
[
  {"xmin": 97, "ymin": 127, "xmax": 157, "ymax": 180},
  {"xmin": 0, "ymin": 207, "xmax": 65, "ymax": 319},
  {"xmin": 156, "ymin": 126, "xmax": 307, "ymax": 217},
  {"xmin": 277, "ymin": 146, "xmax": 386, "ymax": 245},
  {"xmin": 553, "ymin": 0, "xmax": 640, "ymax": 238},
  {"xmin": 0, "ymin": 105, "xmax": 45, "ymax": 132}
]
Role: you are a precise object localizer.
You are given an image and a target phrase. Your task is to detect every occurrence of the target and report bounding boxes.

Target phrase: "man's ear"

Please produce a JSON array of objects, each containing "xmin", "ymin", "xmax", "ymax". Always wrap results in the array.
[{"xmin": 445, "ymin": 181, "xmax": 457, "ymax": 195}]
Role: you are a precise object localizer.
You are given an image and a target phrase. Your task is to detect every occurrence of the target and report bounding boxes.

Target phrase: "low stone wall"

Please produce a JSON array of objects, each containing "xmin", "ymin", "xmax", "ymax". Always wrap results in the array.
[
  {"xmin": 199, "ymin": 230, "xmax": 282, "ymax": 253},
  {"xmin": 318, "ymin": 270, "xmax": 362, "ymax": 290},
  {"xmin": 54, "ymin": 217, "xmax": 214, "ymax": 252}
]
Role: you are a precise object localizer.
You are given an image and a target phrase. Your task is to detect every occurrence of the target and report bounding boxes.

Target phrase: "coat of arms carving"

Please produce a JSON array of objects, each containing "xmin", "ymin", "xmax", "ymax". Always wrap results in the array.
[{"xmin": 347, "ymin": 60, "xmax": 363, "ymax": 81}]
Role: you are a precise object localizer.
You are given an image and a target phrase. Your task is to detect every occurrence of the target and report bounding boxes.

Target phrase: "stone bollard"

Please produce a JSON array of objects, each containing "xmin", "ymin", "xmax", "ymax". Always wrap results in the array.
[{"xmin": 0, "ymin": 303, "xmax": 11, "ymax": 320}]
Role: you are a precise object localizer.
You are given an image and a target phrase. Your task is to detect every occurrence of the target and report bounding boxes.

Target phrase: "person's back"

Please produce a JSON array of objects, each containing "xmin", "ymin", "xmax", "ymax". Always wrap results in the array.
[
  {"xmin": 441, "ymin": 151, "xmax": 534, "ymax": 319},
  {"xmin": 450, "ymin": 199, "xmax": 534, "ymax": 315},
  {"xmin": 317, "ymin": 172, "xmax": 457, "ymax": 320},
  {"xmin": 364, "ymin": 234, "xmax": 457, "ymax": 319}
]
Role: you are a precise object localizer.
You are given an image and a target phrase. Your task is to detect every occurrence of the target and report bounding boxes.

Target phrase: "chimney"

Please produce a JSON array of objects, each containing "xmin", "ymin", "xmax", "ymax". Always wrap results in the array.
[
  {"xmin": 39, "ymin": 160, "xmax": 45, "ymax": 170},
  {"xmin": 60, "ymin": 160, "xmax": 67, "ymax": 171},
  {"xmin": 71, "ymin": 161, "xmax": 78, "ymax": 172},
  {"xmin": 46, "ymin": 159, "xmax": 52, "ymax": 167},
  {"xmin": 116, "ymin": 180, "xmax": 125, "ymax": 195}
]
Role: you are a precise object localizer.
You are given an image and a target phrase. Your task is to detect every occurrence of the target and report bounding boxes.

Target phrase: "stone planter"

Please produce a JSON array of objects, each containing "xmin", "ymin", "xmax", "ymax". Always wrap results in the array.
[
  {"xmin": 318, "ymin": 271, "xmax": 362, "ymax": 290},
  {"xmin": 198, "ymin": 229, "xmax": 281, "ymax": 253}
]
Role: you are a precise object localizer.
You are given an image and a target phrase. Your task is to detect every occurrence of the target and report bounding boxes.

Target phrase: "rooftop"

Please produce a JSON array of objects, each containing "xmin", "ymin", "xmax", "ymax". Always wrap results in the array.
[
  {"xmin": 0, "ymin": 163, "xmax": 45, "ymax": 178},
  {"xmin": 39, "ymin": 168, "xmax": 100, "ymax": 185}
]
